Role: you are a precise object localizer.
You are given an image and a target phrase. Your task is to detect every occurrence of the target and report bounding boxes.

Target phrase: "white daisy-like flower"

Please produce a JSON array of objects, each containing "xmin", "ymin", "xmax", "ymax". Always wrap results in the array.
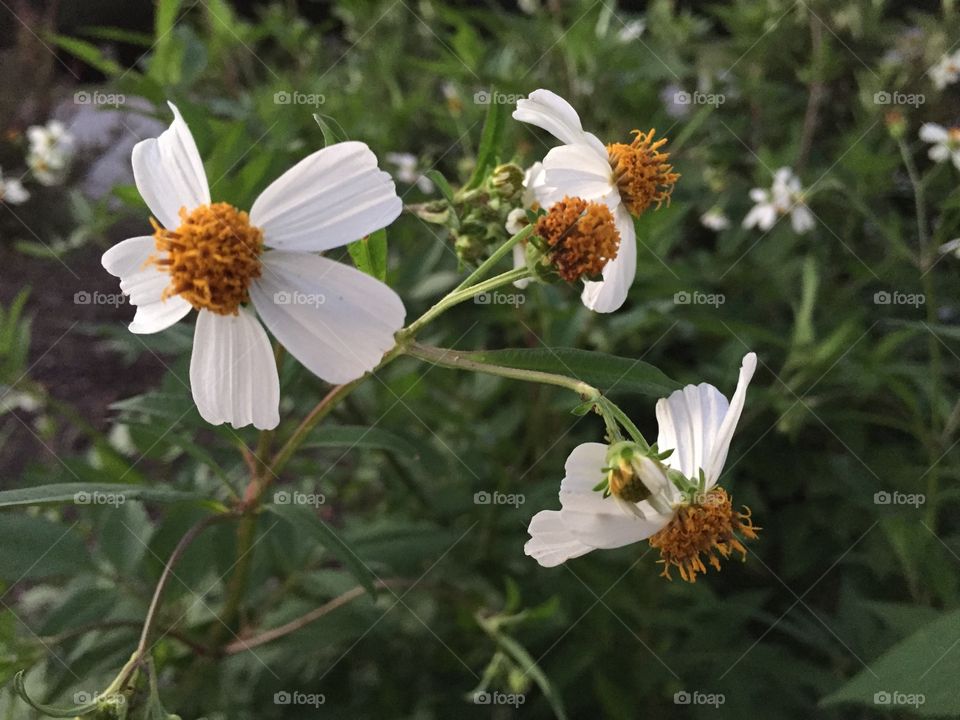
[
  {"xmin": 0, "ymin": 167, "xmax": 29, "ymax": 205},
  {"xmin": 513, "ymin": 89, "xmax": 678, "ymax": 313},
  {"xmin": 385, "ymin": 152, "xmax": 434, "ymax": 194},
  {"xmin": 700, "ymin": 208, "xmax": 730, "ymax": 231},
  {"xmin": 743, "ymin": 167, "xmax": 814, "ymax": 235},
  {"xmin": 102, "ymin": 103, "xmax": 404, "ymax": 430},
  {"xmin": 919, "ymin": 123, "xmax": 960, "ymax": 170},
  {"xmin": 526, "ymin": 352, "xmax": 758, "ymax": 581},
  {"xmin": 930, "ymin": 50, "xmax": 960, "ymax": 90},
  {"xmin": 26, "ymin": 119, "xmax": 76, "ymax": 186},
  {"xmin": 506, "ymin": 162, "xmax": 544, "ymax": 290}
]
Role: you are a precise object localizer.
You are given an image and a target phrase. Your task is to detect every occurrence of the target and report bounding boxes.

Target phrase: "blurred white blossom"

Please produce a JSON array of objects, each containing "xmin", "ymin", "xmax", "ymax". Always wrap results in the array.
[
  {"xmin": 26, "ymin": 120, "xmax": 76, "ymax": 186},
  {"xmin": 0, "ymin": 167, "xmax": 29, "ymax": 204},
  {"xmin": 743, "ymin": 167, "xmax": 814, "ymax": 235},
  {"xmin": 930, "ymin": 50, "xmax": 960, "ymax": 90},
  {"xmin": 919, "ymin": 123, "xmax": 960, "ymax": 170},
  {"xmin": 385, "ymin": 152, "xmax": 434, "ymax": 193},
  {"xmin": 700, "ymin": 208, "xmax": 730, "ymax": 231}
]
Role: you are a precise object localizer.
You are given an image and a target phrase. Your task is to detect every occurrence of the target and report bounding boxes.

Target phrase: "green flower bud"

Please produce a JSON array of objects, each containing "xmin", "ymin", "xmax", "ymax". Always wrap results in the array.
[{"xmin": 489, "ymin": 163, "xmax": 525, "ymax": 200}]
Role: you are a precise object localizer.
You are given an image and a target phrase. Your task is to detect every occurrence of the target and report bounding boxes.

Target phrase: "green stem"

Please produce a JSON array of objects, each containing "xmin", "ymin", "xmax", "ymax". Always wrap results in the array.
[
  {"xmin": 401, "ymin": 267, "xmax": 531, "ymax": 338},
  {"xmin": 600, "ymin": 399, "xmax": 649, "ymax": 449},
  {"xmin": 455, "ymin": 224, "xmax": 533, "ymax": 292},
  {"xmin": 405, "ymin": 341, "xmax": 600, "ymax": 399}
]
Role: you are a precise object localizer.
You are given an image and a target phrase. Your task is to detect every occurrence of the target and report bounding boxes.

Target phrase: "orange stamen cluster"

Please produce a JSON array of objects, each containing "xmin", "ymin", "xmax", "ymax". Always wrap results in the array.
[
  {"xmin": 606, "ymin": 129, "xmax": 679, "ymax": 216},
  {"xmin": 648, "ymin": 487, "xmax": 759, "ymax": 583},
  {"xmin": 150, "ymin": 203, "xmax": 264, "ymax": 315},
  {"xmin": 534, "ymin": 196, "xmax": 620, "ymax": 282}
]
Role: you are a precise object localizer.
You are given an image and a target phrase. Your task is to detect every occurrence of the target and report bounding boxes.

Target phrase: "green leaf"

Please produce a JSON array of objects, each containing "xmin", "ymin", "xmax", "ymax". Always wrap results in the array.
[
  {"xmin": 47, "ymin": 34, "xmax": 123, "ymax": 75},
  {"xmin": 465, "ymin": 93, "xmax": 507, "ymax": 190},
  {"xmin": 151, "ymin": 0, "xmax": 184, "ymax": 83},
  {"xmin": 425, "ymin": 169, "xmax": 456, "ymax": 205},
  {"xmin": 0, "ymin": 516, "xmax": 90, "ymax": 581},
  {"xmin": 13, "ymin": 670, "xmax": 99, "ymax": 717},
  {"xmin": 266, "ymin": 504, "xmax": 377, "ymax": 597},
  {"xmin": 0, "ymin": 483, "xmax": 201, "ymax": 509},
  {"xmin": 347, "ymin": 229, "xmax": 388, "ymax": 281},
  {"xmin": 301, "ymin": 425, "xmax": 419, "ymax": 459},
  {"xmin": 459, "ymin": 347, "xmax": 680, "ymax": 396},
  {"xmin": 821, "ymin": 609, "xmax": 960, "ymax": 715}
]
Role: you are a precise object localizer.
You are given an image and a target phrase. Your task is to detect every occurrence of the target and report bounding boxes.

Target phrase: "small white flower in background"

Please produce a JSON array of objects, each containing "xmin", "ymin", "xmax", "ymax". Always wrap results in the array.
[
  {"xmin": 743, "ymin": 167, "xmax": 814, "ymax": 235},
  {"xmin": 0, "ymin": 167, "xmax": 29, "ymax": 205},
  {"xmin": 526, "ymin": 353, "xmax": 758, "ymax": 580},
  {"xmin": 660, "ymin": 83, "xmax": 691, "ymax": 119},
  {"xmin": 102, "ymin": 103, "xmax": 405, "ymax": 430},
  {"xmin": 513, "ymin": 89, "xmax": 678, "ymax": 312},
  {"xmin": 930, "ymin": 50, "xmax": 960, "ymax": 90},
  {"xmin": 616, "ymin": 19, "xmax": 646, "ymax": 43},
  {"xmin": 919, "ymin": 123, "xmax": 960, "ymax": 170},
  {"xmin": 385, "ymin": 152, "xmax": 434, "ymax": 194},
  {"xmin": 517, "ymin": 0, "xmax": 539, "ymax": 14},
  {"xmin": 700, "ymin": 208, "xmax": 730, "ymax": 231},
  {"xmin": 26, "ymin": 119, "xmax": 76, "ymax": 186},
  {"xmin": 939, "ymin": 238, "xmax": 960, "ymax": 258},
  {"xmin": 506, "ymin": 162, "xmax": 544, "ymax": 290}
]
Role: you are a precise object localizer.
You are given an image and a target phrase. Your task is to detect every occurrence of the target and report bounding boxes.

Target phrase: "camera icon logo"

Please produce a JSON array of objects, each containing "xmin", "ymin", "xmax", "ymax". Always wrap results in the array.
[
  {"xmin": 274, "ymin": 691, "xmax": 292, "ymax": 705},
  {"xmin": 873, "ymin": 290, "xmax": 891, "ymax": 305},
  {"xmin": 674, "ymin": 291, "xmax": 691, "ymax": 304},
  {"xmin": 273, "ymin": 291, "xmax": 292, "ymax": 305},
  {"xmin": 273, "ymin": 491, "xmax": 291, "ymax": 505},
  {"xmin": 74, "ymin": 91, "xmax": 91, "ymax": 105},
  {"xmin": 74, "ymin": 691, "xmax": 93, "ymax": 704},
  {"xmin": 873, "ymin": 91, "xmax": 891, "ymax": 105},
  {"xmin": 473, "ymin": 691, "xmax": 491, "ymax": 704},
  {"xmin": 473, "ymin": 491, "xmax": 491, "ymax": 505},
  {"xmin": 274, "ymin": 91, "xmax": 291, "ymax": 105},
  {"xmin": 474, "ymin": 90, "xmax": 491, "ymax": 105},
  {"xmin": 674, "ymin": 690, "xmax": 691, "ymax": 704},
  {"xmin": 673, "ymin": 90, "xmax": 692, "ymax": 105},
  {"xmin": 74, "ymin": 290, "xmax": 92, "ymax": 305},
  {"xmin": 874, "ymin": 490, "xmax": 891, "ymax": 505},
  {"xmin": 74, "ymin": 491, "xmax": 91, "ymax": 505},
  {"xmin": 874, "ymin": 691, "xmax": 892, "ymax": 705}
]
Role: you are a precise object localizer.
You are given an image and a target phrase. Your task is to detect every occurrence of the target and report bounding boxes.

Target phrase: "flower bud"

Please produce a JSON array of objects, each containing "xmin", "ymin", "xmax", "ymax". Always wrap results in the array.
[{"xmin": 490, "ymin": 163, "xmax": 525, "ymax": 200}]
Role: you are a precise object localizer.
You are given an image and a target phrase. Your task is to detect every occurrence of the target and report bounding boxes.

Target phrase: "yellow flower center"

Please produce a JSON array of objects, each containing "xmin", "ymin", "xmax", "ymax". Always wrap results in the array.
[
  {"xmin": 948, "ymin": 128, "xmax": 960, "ymax": 147},
  {"xmin": 150, "ymin": 203, "xmax": 264, "ymax": 315},
  {"xmin": 534, "ymin": 196, "xmax": 620, "ymax": 282},
  {"xmin": 606, "ymin": 129, "xmax": 679, "ymax": 216},
  {"xmin": 648, "ymin": 487, "xmax": 759, "ymax": 583}
]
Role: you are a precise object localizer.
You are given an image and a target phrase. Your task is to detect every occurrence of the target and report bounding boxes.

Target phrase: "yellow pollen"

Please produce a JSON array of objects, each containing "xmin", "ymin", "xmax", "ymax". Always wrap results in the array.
[
  {"xmin": 150, "ymin": 203, "xmax": 264, "ymax": 315},
  {"xmin": 534, "ymin": 196, "xmax": 620, "ymax": 282},
  {"xmin": 606, "ymin": 129, "xmax": 679, "ymax": 216},
  {"xmin": 648, "ymin": 487, "xmax": 760, "ymax": 583}
]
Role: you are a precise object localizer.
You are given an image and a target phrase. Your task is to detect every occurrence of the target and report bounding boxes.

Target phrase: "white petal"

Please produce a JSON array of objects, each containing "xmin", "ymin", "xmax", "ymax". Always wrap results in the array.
[
  {"xmin": 656, "ymin": 382, "xmax": 730, "ymax": 485},
  {"xmin": 131, "ymin": 102, "xmax": 210, "ymax": 230},
  {"xmin": 525, "ymin": 510, "xmax": 594, "ymax": 567},
  {"xmin": 250, "ymin": 142, "xmax": 401, "ymax": 253},
  {"xmin": 704, "ymin": 352, "xmax": 757, "ymax": 483},
  {"xmin": 512, "ymin": 89, "xmax": 608, "ymax": 157},
  {"xmin": 919, "ymin": 123, "xmax": 949, "ymax": 143},
  {"xmin": 580, "ymin": 205, "xmax": 636, "ymax": 313},
  {"xmin": 512, "ymin": 243, "xmax": 531, "ymax": 289},
  {"xmin": 790, "ymin": 205, "xmax": 815, "ymax": 234},
  {"xmin": 748, "ymin": 188, "xmax": 769, "ymax": 204},
  {"xmin": 558, "ymin": 443, "xmax": 671, "ymax": 548},
  {"xmin": 929, "ymin": 144, "xmax": 951, "ymax": 163},
  {"xmin": 101, "ymin": 236, "xmax": 191, "ymax": 334},
  {"xmin": 189, "ymin": 309, "xmax": 280, "ymax": 430},
  {"xmin": 535, "ymin": 143, "xmax": 618, "ymax": 208},
  {"xmin": 250, "ymin": 251, "xmax": 405, "ymax": 385}
]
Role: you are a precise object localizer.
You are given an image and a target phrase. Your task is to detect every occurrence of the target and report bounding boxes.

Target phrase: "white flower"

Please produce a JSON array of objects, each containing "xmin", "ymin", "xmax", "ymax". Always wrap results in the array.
[
  {"xmin": 513, "ymin": 89, "xmax": 677, "ymax": 313},
  {"xmin": 526, "ymin": 352, "xmax": 757, "ymax": 573},
  {"xmin": 939, "ymin": 238, "xmax": 960, "ymax": 258},
  {"xmin": 743, "ymin": 167, "xmax": 814, "ymax": 235},
  {"xmin": 385, "ymin": 152, "xmax": 434, "ymax": 193},
  {"xmin": 700, "ymin": 208, "xmax": 729, "ymax": 231},
  {"xmin": 616, "ymin": 19, "xmax": 646, "ymax": 43},
  {"xmin": 930, "ymin": 50, "xmax": 960, "ymax": 90},
  {"xmin": 507, "ymin": 162, "xmax": 544, "ymax": 290},
  {"xmin": 26, "ymin": 119, "xmax": 76, "ymax": 186},
  {"xmin": 0, "ymin": 168, "xmax": 29, "ymax": 205},
  {"xmin": 919, "ymin": 123, "xmax": 960, "ymax": 170},
  {"xmin": 102, "ymin": 103, "xmax": 404, "ymax": 430}
]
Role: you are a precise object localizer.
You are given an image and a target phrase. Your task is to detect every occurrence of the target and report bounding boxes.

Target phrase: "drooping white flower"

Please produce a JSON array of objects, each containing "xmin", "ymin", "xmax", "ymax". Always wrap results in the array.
[
  {"xmin": 526, "ymin": 352, "xmax": 758, "ymax": 581},
  {"xmin": 743, "ymin": 167, "xmax": 814, "ymax": 235},
  {"xmin": 700, "ymin": 208, "xmax": 730, "ymax": 231},
  {"xmin": 919, "ymin": 123, "xmax": 960, "ymax": 170},
  {"xmin": 102, "ymin": 103, "xmax": 404, "ymax": 430},
  {"xmin": 26, "ymin": 120, "xmax": 76, "ymax": 186},
  {"xmin": 513, "ymin": 89, "xmax": 678, "ymax": 313},
  {"xmin": 385, "ymin": 152, "xmax": 434, "ymax": 194},
  {"xmin": 930, "ymin": 50, "xmax": 960, "ymax": 90},
  {"xmin": 0, "ymin": 168, "xmax": 29, "ymax": 204}
]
